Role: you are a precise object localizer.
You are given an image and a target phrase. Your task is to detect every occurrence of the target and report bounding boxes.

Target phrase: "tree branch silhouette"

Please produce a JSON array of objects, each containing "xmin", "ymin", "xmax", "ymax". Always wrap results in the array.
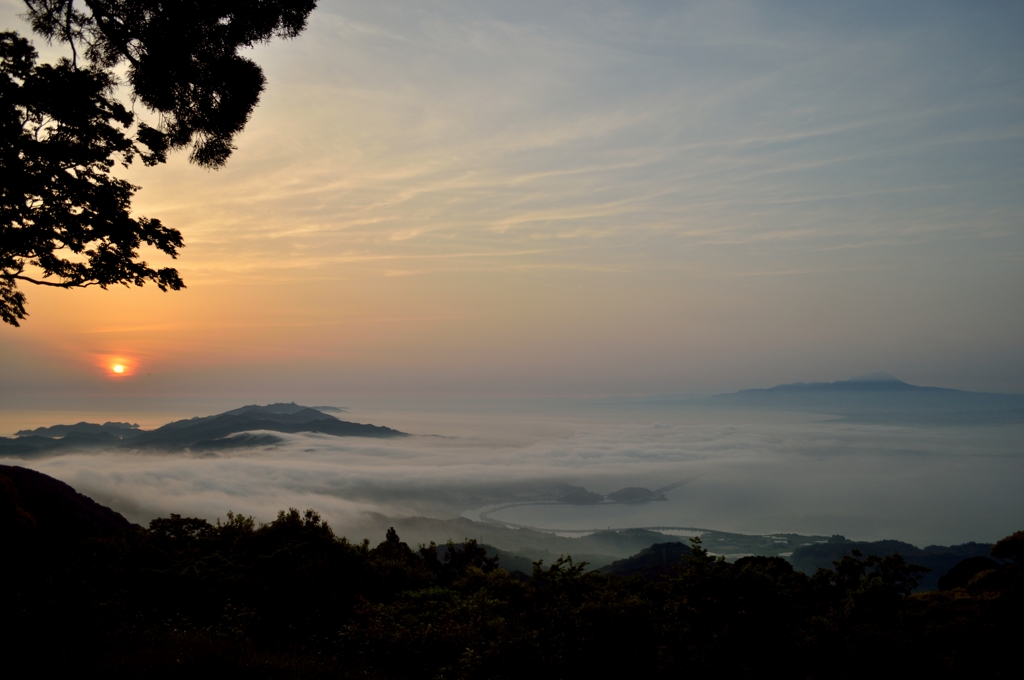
[{"xmin": 1, "ymin": 1, "xmax": 318, "ymax": 326}]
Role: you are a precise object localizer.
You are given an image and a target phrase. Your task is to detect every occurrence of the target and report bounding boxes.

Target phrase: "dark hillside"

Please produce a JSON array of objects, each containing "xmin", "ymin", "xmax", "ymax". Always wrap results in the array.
[
  {"xmin": 790, "ymin": 537, "xmax": 993, "ymax": 591},
  {"xmin": 0, "ymin": 464, "xmax": 134, "ymax": 541},
  {"xmin": 599, "ymin": 541, "xmax": 692, "ymax": 577},
  {"xmin": 1, "ymin": 468, "xmax": 1021, "ymax": 678},
  {"xmin": 347, "ymin": 514, "xmax": 698, "ymax": 567}
]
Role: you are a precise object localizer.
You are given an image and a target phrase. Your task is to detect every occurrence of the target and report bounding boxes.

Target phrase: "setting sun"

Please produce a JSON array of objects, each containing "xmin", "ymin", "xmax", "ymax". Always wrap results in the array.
[{"xmin": 99, "ymin": 356, "xmax": 135, "ymax": 377}]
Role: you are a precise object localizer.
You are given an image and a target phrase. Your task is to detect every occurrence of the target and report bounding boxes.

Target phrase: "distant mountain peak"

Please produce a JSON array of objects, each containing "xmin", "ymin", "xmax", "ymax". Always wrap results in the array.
[
  {"xmin": 846, "ymin": 372, "xmax": 902, "ymax": 383},
  {"xmin": 2, "ymin": 403, "xmax": 407, "ymax": 458}
]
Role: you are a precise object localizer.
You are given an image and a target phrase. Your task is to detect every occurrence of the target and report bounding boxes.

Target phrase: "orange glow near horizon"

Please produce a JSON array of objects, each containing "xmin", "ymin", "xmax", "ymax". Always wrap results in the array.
[
  {"xmin": 100, "ymin": 356, "xmax": 136, "ymax": 378},
  {"xmin": 2, "ymin": 3, "xmax": 1023, "ymax": 398}
]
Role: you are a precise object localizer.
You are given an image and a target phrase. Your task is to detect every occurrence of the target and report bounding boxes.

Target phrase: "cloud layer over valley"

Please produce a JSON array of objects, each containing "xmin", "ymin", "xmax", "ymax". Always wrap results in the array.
[{"xmin": 8, "ymin": 405, "xmax": 1021, "ymax": 547}]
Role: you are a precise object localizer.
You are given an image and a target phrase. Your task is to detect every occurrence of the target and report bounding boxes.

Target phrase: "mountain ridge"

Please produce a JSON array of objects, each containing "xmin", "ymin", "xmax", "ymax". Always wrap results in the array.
[
  {"xmin": 0, "ymin": 403, "xmax": 407, "ymax": 458},
  {"xmin": 609, "ymin": 374, "xmax": 1024, "ymax": 425}
]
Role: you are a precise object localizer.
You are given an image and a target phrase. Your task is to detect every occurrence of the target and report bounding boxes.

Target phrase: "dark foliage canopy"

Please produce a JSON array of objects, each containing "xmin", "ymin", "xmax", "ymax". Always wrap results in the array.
[
  {"xmin": 1, "ymin": 1, "xmax": 317, "ymax": 326},
  {"xmin": 3, "ymin": 473, "xmax": 1021, "ymax": 679},
  {"xmin": 0, "ymin": 31, "xmax": 182, "ymax": 325},
  {"xmin": 23, "ymin": 0, "xmax": 318, "ymax": 167}
]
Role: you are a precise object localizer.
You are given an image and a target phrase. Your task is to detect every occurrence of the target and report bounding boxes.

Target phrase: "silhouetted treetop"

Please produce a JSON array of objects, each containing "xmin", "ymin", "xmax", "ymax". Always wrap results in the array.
[
  {"xmin": 2, "ymin": 1, "xmax": 317, "ymax": 325},
  {"xmin": 0, "ymin": 31, "xmax": 183, "ymax": 325},
  {"xmin": 23, "ymin": 0, "xmax": 318, "ymax": 167},
  {"xmin": 3, "ymin": 470, "xmax": 1022, "ymax": 679},
  {"xmin": 991, "ymin": 530, "xmax": 1024, "ymax": 563}
]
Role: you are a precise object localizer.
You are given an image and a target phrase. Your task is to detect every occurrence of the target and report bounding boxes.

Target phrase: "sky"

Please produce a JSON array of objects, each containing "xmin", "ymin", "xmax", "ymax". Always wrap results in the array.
[{"xmin": 2, "ymin": 0, "xmax": 1023, "ymax": 406}]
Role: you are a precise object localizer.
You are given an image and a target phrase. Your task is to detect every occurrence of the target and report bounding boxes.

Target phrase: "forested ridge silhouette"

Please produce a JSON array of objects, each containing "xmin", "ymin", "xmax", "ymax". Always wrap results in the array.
[{"xmin": 2, "ymin": 464, "xmax": 1021, "ymax": 678}]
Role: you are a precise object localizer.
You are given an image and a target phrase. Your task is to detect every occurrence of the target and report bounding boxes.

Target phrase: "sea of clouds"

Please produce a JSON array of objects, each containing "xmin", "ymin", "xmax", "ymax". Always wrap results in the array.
[{"xmin": 5, "ymin": 406, "xmax": 1022, "ymax": 547}]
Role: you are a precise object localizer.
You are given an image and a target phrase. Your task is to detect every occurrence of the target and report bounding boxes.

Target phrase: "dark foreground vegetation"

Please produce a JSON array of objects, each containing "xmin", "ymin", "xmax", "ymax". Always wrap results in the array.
[{"xmin": 3, "ymin": 465, "xmax": 1022, "ymax": 678}]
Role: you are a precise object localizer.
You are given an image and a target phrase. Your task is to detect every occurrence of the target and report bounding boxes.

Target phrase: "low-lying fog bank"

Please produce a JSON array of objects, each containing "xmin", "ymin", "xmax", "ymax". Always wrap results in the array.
[{"xmin": 3, "ymin": 404, "xmax": 1021, "ymax": 548}]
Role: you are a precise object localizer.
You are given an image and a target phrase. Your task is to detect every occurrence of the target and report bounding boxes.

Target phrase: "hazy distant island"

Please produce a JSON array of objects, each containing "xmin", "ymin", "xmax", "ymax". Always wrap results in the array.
[
  {"xmin": 0, "ymin": 403, "xmax": 406, "ymax": 457},
  {"xmin": 8, "ymin": 373, "xmax": 1022, "ymax": 461},
  {"xmin": 609, "ymin": 372, "xmax": 1024, "ymax": 425}
]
